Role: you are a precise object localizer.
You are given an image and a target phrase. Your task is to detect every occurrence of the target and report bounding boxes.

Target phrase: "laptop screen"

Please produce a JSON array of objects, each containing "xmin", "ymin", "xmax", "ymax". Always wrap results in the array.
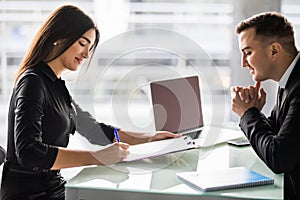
[{"xmin": 150, "ymin": 76, "xmax": 203, "ymax": 133}]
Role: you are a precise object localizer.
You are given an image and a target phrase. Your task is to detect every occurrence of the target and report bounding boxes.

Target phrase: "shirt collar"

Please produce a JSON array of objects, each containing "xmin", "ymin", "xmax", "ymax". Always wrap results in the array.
[
  {"xmin": 37, "ymin": 62, "xmax": 59, "ymax": 82},
  {"xmin": 278, "ymin": 51, "xmax": 300, "ymax": 89}
]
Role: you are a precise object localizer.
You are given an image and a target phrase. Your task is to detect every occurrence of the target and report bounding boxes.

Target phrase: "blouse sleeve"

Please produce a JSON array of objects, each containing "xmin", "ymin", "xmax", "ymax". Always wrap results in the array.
[
  {"xmin": 72, "ymin": 100, "xmax": 115, "ymax": 145},
  {"xmin": 14, "ymin": 73, "xmax": 58, "ymax": 170}
]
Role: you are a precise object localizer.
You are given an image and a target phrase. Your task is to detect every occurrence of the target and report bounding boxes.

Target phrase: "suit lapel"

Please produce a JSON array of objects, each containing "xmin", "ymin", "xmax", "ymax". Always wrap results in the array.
[
  {"xmin": 276, "ymin": 56, "xmax": 300, "ymax": 119},
  {"xmin": 280, "ymin": 89, "xmax": 287, "ymax": 109},
  {"xmin": 276, "ymin": 89, "xmax": 287, "ymax": 121},
  {"xmin": 276, "ymin": 95, "xmax": 282, "ymax": 121}
]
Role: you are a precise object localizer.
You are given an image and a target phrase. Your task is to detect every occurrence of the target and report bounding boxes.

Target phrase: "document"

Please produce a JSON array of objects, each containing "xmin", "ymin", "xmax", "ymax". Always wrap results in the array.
[
  {"xmin": 123, "ymin": 127, "xmax": 244, "ymax": 162},
  {"xmin": 176, "ymin": 167, "xmax": 274, "ymax": 192},
  {"xmin": 124, "ymin": 136, "xmax": 196, "ymax": 162}
]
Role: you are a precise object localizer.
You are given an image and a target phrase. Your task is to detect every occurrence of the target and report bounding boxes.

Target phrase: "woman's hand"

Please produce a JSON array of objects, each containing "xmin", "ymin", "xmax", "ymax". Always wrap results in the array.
[
  {"xmin": 93, "ymin": 142, "xmax": 129, "ymax": 165},
  {"xmin": 148, "ymin": 131, "xmax": 180, "ymax": 142}
]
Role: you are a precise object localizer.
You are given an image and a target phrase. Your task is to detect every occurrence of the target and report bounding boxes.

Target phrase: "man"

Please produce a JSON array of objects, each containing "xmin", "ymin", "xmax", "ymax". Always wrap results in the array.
[{"xmin": 231, "ymin": 12, "xmax": 300, "ymax": 199}]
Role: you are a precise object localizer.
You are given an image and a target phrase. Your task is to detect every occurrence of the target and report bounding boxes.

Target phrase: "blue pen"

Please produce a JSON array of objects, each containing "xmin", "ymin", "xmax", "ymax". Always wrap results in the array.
[{"xmin": 114, "ymin": 128, "xmax": 120, "ymax": 142}]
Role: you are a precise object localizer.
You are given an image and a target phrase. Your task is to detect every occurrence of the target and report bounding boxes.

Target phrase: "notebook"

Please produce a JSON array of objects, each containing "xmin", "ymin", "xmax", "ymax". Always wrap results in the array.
[{"xmin": 176, "ymin": 167, "xmax": 274, "ymax": 192}]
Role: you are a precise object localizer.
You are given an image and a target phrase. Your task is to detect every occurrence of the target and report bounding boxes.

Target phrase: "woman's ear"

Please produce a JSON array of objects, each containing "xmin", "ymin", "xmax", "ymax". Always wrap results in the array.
[{"xmin": 53, "ymin": 39, "xmax": 64, "ymax": 47}]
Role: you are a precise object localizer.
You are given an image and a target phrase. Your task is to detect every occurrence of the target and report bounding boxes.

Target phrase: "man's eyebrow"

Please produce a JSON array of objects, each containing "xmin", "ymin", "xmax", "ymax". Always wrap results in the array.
[
  {"xmin": 81, "ymin": 36, "xmax": 91, "ymax": 44},
  {"xmin": 241, "ymin": 46, "xmax": 251, "ymax": 52}
]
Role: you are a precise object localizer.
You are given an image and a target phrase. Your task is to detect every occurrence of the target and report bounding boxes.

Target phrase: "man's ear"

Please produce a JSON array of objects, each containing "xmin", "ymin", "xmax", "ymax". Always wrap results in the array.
[
  {"xmin": 270, "ymin": 42, "xmax": 281, "ymax": 58},
  {"xmin": 272, "ymin": 48, "xmax": 277, "ymax": 55}
]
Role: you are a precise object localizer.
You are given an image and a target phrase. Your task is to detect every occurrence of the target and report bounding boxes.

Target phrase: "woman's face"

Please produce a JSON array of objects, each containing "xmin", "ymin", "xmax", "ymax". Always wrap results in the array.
[{"xmin": 55, "ymin": 28, "xmax": 96, "ymax": 72}]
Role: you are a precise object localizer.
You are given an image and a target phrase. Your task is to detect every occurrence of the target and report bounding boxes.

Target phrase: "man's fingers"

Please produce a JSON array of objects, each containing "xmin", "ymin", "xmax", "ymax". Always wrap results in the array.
[
  {"xmin": 255, "ymin": 81, "xmax": 261, "ymax": 94},
  {"xmin": 260, "ymin": 88, "xmax": 266, "ymax": 102},
  {"xmin": 249, "ymin": 86, "xmax": 255, "ymax": 99},
  {"xmin": 239, "ymin": 88, "xmax": 251, "ymax": 103}
]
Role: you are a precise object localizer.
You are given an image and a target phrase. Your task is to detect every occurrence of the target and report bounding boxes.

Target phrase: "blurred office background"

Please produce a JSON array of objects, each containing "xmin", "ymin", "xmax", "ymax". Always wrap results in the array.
[{"xmin": 0, "ymin": 0, "xmax": 300, "ymax": 149}]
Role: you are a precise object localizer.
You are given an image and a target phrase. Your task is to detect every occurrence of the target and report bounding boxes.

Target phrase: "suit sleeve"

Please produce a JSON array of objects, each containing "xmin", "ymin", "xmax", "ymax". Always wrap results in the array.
[{"xmin": 240, "ymin": 90, "xmax": 300, "ymax": 174}]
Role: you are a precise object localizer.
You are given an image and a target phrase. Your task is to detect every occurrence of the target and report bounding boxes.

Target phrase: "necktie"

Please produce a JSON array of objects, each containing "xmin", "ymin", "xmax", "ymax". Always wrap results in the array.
[{"xmin": 277, "ymin": 87, "xmax": 284, "ymax": 108}]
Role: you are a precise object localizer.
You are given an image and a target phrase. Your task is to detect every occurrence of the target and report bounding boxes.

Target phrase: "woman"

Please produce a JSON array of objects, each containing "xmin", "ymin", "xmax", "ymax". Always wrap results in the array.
[{"xmin": 0, "ymin": 5, "xmax": 178, "ymax": 200}]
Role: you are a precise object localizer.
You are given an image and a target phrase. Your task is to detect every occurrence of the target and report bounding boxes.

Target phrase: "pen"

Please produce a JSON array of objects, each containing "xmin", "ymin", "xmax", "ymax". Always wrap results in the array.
[{"xmin": 114, "ymin": 128, "xmax": 120, "ymax": 142}]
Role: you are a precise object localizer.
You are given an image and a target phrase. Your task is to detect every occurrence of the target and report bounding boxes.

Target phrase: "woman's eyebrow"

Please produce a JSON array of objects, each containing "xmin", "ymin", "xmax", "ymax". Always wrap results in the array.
[{"xmin": 81, "ymin": 36, "xmax": 91, "ymax": 44}]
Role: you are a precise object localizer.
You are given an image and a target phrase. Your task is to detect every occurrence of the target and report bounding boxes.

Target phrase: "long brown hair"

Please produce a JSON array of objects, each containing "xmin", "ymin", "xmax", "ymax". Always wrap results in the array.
[{"xmin": 15, "ymin": 5, "xmax": 100, "ymax": 83}]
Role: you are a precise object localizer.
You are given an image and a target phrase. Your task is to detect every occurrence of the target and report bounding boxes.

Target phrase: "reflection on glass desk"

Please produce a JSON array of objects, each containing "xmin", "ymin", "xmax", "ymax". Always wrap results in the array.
[{"xmin": 65, "ymin": 144, "xmax": 283, "ymax": 200}]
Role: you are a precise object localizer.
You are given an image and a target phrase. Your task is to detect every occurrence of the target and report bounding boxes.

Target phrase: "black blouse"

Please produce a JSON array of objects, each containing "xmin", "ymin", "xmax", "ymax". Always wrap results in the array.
[{"xmin": 6, "ymin": 62, "xmax": 115, "ymax": 172}]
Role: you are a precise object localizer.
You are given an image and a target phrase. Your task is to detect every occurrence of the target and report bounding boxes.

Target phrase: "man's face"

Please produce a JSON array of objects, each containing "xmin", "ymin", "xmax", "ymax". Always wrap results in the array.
[{"xmin": 238, "ymin": 27, "xmax": 273, "ymax": 81}]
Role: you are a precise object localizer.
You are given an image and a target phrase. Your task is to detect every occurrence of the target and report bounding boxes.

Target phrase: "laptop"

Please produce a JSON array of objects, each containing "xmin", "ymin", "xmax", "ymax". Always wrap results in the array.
[
  {"xmin": 123, "ymin": 76, "xmax": 244, "ymax": 162},
  {"xmin": 150, "ymin": 75, "xmax": 203, "ymax": 138}
]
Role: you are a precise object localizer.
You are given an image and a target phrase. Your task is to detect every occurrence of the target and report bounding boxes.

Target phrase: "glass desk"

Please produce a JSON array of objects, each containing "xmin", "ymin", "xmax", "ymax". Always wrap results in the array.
[{"xmin": 65, "ymin": 144, "xmax": 283, "ymax": 200}]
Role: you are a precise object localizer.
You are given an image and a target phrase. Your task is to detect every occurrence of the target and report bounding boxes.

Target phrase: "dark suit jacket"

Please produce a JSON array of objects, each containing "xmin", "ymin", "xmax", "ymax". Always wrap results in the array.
[
  {"xmin": 0, "ymin": 146, "xmax": 5, "ymax": 165},
  {"xmin": 240, "ymin": 57, "xmax": 300, "ymax": 200}
]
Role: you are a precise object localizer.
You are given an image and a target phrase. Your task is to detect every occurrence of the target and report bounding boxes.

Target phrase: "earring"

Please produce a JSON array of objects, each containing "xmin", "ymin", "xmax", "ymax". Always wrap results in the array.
[{"xmin": 53, "ymin": 42, "xmax": 58, "ymax": 46}]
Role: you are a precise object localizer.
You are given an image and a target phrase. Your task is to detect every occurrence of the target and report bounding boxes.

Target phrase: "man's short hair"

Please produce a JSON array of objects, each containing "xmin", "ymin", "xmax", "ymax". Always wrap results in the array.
[{"xmin": 236, "ymin": 12, "xmax": 297, "ymax": 55}]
